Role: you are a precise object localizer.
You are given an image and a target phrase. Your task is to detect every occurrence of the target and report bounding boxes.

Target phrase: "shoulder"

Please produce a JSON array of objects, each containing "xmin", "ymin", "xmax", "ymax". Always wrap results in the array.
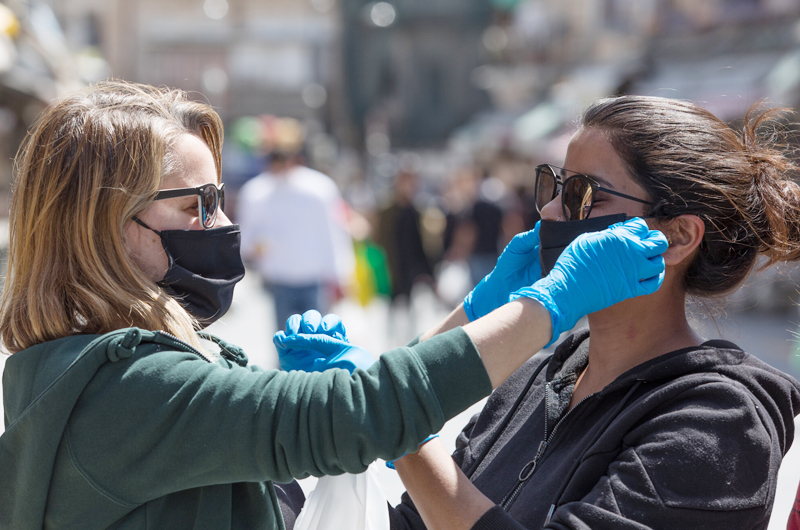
[
  {"xmin": 239, "ymin": 174, "xmax": 276, "ymax": 199},
  {"xmin": 290, "ymin": 167, "xmax": 341, "ymax": 199}
]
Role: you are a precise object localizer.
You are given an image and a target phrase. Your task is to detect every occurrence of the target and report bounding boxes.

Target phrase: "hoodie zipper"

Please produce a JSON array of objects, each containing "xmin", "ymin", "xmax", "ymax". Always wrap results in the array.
[
  {"xmin": 156, "ymin": 331, "xmax": 213, "ymax": 363},
  {"xmin": 499, "ymin": 390, "xmax": 596, "ymax": 510}
]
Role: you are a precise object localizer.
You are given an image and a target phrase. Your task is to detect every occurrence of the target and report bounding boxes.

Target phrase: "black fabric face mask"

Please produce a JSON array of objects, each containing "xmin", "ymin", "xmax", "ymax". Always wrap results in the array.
[
  {"xmin": 539, "ymin": 213, "xmax": 628, "ymax": 277},
  {"xmin": 134, "ymin": 218, "xmax": 246, "ymax": 325}
]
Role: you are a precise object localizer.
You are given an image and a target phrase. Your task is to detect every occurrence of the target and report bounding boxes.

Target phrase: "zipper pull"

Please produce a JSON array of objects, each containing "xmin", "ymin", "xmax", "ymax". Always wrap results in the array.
[
  {"xmin": 544, "ymin": 504, "xmax": 555, "ymax": 524},
  {"xmin": 518, "ymin": 440, "xmax": 548, "ymax": 481}
]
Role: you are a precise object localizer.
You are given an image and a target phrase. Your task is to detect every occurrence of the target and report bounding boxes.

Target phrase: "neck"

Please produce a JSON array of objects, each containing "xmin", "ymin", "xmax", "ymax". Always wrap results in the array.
[{"xmin": 581, "ymin": 283, "xmax": 703, "ymax": 393}]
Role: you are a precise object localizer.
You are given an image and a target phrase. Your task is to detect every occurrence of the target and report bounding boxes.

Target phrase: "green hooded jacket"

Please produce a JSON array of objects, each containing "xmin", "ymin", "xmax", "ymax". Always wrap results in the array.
[{"xmin": 0, "ymin": 326, "xmax": 492, "ymax": 529}]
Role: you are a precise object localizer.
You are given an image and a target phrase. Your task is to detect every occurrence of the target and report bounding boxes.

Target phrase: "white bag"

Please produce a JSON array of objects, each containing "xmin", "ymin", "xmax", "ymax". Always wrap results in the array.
[{"xmin": 294, "ymin": 464, "xmax": 390, "ymax": 530}]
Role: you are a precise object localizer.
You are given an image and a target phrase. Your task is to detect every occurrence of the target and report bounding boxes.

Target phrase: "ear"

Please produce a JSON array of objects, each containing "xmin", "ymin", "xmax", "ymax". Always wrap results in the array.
[{"xmin": 662, "ymin": 215, "xmax": 705, "ymax": 267}]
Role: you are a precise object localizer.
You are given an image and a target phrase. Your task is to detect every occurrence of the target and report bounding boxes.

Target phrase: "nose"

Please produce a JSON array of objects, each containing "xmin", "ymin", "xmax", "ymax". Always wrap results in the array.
[
  {"xmin": 540, "ymin": 195, "xmax": 563, "ymax": 221},
  {"xmin": 214, "ymin": 208, "xmax": 233, "ymax": 228}
]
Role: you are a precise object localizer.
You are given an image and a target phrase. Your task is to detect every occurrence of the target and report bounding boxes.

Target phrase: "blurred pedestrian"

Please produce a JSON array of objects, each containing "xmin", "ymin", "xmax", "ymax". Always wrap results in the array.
[
  {"xmin": 467, "ymin": 170, "xmax": 505, "ymax": 287},
  {"xmin": 375, "ymin": 170, "xmax": 434, "ymax": 339},
  {"xmin": 238, "ymin": 123, "xmax": 355, "ymax": 330}
]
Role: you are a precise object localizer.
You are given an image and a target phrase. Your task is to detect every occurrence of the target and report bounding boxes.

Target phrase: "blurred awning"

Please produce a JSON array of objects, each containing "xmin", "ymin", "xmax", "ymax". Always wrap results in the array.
[
  {"xmin": 624, "ymin": 20, "xmax": 800, "ymax": 121},
  {"xmin": 0, "ymin": 0, "xmax": 83, "ymax": 104},
  {"xmin": 626, "ymin": 52, "xmax": 783, "ymax": 121},
  {"xmin": 510, "ymin": 61, "xmax": 635, "ymax": 157}
]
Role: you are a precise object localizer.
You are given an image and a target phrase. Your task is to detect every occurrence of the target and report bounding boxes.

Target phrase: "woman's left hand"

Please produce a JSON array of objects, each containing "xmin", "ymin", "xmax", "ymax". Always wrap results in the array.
[
  {"xmin": 511, "ymin": 218, "xmax": 668, "ymax": 346},
  {"xmin": 273, "ymin": 310, "xmax": 376, "ymax": 374},
  {"xmin": 463, "ymin": 222, "xmax": 541, "ymax": 321}
]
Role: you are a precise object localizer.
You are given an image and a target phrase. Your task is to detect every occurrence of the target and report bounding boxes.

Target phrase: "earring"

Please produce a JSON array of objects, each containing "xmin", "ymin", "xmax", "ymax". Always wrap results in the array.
[{"xmin": 667, "ymin": 236, "xmax": 673, "ymax": 246}]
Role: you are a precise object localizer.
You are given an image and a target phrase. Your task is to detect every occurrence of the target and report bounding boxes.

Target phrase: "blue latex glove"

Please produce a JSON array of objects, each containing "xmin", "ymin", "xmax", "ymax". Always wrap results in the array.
[
  {"xmin": 463, "ymin": 222, "xmax": 541, "ymax": 321},
  {"xmin": 511, "ymin": 218, "xmax": 668, "ymax": 347},
  {"xmin": 274, "ymin": 310, "xmax": 376, "ymax": 374}
]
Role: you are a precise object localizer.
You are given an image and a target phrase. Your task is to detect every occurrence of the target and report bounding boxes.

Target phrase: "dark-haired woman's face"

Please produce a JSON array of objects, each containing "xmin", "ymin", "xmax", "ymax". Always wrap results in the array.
[{"xmin": 540, "ymin": 127, "xmax": 651, "ymax": 221}]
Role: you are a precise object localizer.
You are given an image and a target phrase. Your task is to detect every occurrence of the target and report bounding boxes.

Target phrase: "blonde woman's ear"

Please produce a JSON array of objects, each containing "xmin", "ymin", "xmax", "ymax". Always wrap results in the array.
[{"xmin": 662, "ymin": 214, "xmax": 705, "ymax": 267}]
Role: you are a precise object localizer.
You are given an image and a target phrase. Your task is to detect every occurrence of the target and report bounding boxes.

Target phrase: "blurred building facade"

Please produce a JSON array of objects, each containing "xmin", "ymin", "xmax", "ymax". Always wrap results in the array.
[
  {"xmin": 54, "ymin": 0, "xmax": 341, "ymax": 124},
  {"xmin": 342, "ymin": 0, "xmax": 494, "ymax": 148},
  {"xmin": 452, "ymin": 0, "xmax": 800, "ymax": 163},
  {"xmin": 0, "ymin": 0, "xmax": 84, "ymax": 211},
  {"xmin": 43, "ymin": 0, "xmax": 800, "ymax": 193}
]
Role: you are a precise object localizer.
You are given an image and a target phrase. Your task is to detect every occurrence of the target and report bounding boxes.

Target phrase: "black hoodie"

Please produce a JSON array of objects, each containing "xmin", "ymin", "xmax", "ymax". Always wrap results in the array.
[{"xmin": 390, "ymin": 329, "xmax": 800, "ymax": 529}]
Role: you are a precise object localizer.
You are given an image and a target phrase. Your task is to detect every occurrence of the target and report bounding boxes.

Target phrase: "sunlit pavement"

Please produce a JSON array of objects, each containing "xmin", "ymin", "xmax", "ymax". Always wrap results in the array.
[{"xmin": 1, "ymin": 267, "xmax": 798, "ymax": 524}]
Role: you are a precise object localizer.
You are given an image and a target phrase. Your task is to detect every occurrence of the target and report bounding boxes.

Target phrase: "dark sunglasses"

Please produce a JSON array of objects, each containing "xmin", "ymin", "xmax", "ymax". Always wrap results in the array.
[
  {"xmin": 153, "ymin": 182, "xmax": 225, "ymax": 229},
  {"xmin": 534, "ymin": 164, "xmax": 654, "ymax": 221}
]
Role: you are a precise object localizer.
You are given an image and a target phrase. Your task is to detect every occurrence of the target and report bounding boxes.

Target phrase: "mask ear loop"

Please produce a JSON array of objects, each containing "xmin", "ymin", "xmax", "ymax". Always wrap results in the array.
[{"xmin": 132, "ymin": 216, "xmax": 162, "ymax": 236}]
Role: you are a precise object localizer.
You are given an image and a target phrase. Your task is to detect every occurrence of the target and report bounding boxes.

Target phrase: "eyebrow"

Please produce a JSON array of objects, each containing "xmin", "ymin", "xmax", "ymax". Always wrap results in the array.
[
  {"xmin": 561, "ymin": 166, "xmax": 616, "ymax": 190},
  {"xmin": 590, "ymin": 174, "xmax": 616, "ymax": 190}
]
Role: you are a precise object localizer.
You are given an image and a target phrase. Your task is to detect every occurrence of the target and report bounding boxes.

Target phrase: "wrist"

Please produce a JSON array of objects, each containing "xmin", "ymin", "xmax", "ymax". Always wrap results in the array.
[
  {"xmin": 511, "ymin": 287, "xmax": 560, "ymax": 347},
  {"xmin": 386, "ymin": 434, "xmax": 440, "ymax": 470},
  {"xmin": 462, "ymin": 296, "xmax": 478, "ymax": 322}
]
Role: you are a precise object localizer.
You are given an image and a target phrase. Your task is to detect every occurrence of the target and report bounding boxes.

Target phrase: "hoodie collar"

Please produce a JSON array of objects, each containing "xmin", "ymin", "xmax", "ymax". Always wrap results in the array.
[{"xmin": 547, "ymin": 328, "xmax": 746, "ymax": 393}]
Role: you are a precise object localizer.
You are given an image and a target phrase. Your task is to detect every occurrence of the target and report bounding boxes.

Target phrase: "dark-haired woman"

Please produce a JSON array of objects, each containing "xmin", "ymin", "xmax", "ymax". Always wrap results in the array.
[{"xmin": 281, "ymin": 96, "xmax": 800, "ymax": 529}]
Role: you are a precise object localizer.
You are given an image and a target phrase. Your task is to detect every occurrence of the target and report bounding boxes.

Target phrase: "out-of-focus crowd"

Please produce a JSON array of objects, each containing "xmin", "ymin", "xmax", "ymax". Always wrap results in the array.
[{"xmin": 228, "ymin": 115, "xmax": 542, "ymax": 333}]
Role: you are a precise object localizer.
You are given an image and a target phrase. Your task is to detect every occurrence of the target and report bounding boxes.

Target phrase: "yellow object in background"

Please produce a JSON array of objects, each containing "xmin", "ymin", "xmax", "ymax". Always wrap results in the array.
[
  {"xmin": 0, "ymin": 5, "xmax": 20, "ymax": 38},
  {"xmin": 352, "ymin": 240, "xmax": 391, "ymax": 307}
]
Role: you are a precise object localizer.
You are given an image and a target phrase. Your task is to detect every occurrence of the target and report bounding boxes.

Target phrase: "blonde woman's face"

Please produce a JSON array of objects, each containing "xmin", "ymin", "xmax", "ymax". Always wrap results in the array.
[{"xmin": 125, "ymin": 133, "xmax": 232, "ymax": 282}]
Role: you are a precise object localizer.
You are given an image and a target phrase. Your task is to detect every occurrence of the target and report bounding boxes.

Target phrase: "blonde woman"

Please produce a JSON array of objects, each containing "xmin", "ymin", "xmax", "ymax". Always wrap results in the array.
[{"xmin": 0, "ymin": 81, "xmax": 666, "ymax": 529}]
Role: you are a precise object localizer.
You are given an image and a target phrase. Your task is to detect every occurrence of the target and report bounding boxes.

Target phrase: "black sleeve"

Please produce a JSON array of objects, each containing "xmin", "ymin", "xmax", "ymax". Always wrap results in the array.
[
  {"xmin": 472, "ymin": 506, "xmax": 531, "ymax": 530},
  {"xmin": 273, "ymin": 481, "xmax": 305, "ymax": 530},
  {"xmin": 390, "ymin": 501, "xmax": 530, "ymax": 530},
  {"xmin": 452, "ymin": 413, "xmax": 481, "ymax": 468},
  {"xmin": 389, "ymin": 493, "xmax": 427, "ymax": 530}
]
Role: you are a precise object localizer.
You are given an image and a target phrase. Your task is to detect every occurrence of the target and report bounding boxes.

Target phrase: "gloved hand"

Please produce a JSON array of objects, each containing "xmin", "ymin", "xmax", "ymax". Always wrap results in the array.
[
  {"xmin": 274, "ymin": 310, "xmax": 376, "ymax": 374},
  {"xmin": 463, "ymin": 222, "xmax": 541, "ymax": 321},
  {"xmin": 511, "ymin": 218, "xmax": 668, "ymax": 347}
]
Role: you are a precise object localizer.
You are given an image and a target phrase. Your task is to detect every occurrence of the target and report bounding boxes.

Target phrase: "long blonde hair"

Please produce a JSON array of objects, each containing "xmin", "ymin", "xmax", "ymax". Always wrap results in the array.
[{"xmin": 0, "ymin": 80, "xmax": 224, "ymax": 353}]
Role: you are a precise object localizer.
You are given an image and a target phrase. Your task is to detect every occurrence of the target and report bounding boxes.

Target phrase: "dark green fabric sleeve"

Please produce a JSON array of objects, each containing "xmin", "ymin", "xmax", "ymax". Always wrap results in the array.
[{"xmin": 61, "ymin": 327, "xmax": 491, "ymax": 506}]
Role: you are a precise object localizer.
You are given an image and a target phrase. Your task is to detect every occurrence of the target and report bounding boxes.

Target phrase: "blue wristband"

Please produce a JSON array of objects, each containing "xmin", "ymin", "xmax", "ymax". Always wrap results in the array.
[{"xmin": 385, "ymin": 434, "xmax": 440, "ymax": 470}]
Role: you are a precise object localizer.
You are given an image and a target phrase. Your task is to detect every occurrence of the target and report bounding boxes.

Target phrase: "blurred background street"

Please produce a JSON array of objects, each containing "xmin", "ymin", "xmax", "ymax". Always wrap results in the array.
[{"xmin": 0, "ymin": 0, "xmax": 800, "ymax": 526}]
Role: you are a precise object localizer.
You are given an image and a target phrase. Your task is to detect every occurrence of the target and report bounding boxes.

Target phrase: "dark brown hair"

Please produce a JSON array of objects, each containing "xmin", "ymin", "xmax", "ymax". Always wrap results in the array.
[{"xmin": 582, "ymin": 95, "xmax": 800, "ymax": 296}]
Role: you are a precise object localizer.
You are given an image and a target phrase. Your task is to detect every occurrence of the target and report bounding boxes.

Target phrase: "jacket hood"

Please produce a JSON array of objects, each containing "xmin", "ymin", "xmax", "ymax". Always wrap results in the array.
[
  {"xmin": 0, "ymin": 328, "xmax": 158, "ymax": 529},
  {"xmin": 551, "ymin": 329, "xmax": 800, "ymax": 455}
]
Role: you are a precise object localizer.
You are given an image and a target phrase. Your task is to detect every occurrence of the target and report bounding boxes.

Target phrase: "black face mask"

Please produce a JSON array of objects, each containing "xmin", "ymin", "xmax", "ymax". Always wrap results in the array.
[
  {"xmin": 134, "ymin": 218, "xmax": 246, "ymax": 325},
  {"xmin": 539, "ymin": 213, "xmax": 628, "ymax": 277}
]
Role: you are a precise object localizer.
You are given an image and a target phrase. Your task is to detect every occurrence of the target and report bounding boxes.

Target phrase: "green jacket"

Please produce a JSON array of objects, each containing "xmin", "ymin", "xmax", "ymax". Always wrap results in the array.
[{"xmin": 0, "ymin": 326, "xmax": 491, "ymax": 529}]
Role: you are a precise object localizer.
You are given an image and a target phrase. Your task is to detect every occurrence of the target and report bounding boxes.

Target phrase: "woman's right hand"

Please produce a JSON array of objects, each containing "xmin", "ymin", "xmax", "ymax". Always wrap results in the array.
[
  {"xmin": 511, "ymin": 218, "xmax": 668, "ymax": 346},
  {"xmin": 274, "ymin": 310, "xmax": 376, "ymax": 374}
]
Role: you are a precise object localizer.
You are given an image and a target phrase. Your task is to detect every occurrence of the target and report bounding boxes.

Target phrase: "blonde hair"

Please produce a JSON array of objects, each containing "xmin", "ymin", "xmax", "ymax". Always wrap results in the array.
[{"xmin": 0, "ymin": 80, "xmax": 224, "ymax": 353}]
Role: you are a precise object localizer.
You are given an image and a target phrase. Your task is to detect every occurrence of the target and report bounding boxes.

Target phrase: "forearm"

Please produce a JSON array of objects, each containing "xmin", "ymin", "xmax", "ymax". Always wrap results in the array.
[
  {"xmin": 394, "ymin": 439, "xmax": 494, "ymax": 530},
  {"xmin": 420, "ymin": 305, "xmax": 470, "ymax": 342},
  {"xmin": 421, "ymin": 298, "xmax": 551, "ymax": 389},
  {"xmin": 464, "ymin": 298, "xmax": 551, "ymax": 389}
]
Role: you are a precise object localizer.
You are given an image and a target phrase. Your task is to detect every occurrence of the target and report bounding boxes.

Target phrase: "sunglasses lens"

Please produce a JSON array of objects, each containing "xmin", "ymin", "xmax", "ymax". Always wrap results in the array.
[
  {"xmin": 201, "ymin": 185, "xmax": 218, "ymax": 228},
  {"xmin": 562, "ymin": 177, "xmax": 593, "ymax": 221},
  {"xmin": 534, "ymin": 166, "xmax": 557, "ymax": 213}
]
